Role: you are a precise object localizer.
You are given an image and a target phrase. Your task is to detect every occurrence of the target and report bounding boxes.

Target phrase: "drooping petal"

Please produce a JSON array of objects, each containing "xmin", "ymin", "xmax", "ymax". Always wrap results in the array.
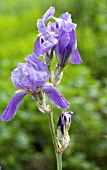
[
  {"xmin": 42, "ymin": 84, "xmax": 70, "ymax": 110},
  {"xmin": 70, "ymin": 48, "xmax": 82, "ymax": 64},
  {"xmin": 41, "ymin": 35, "xmax": 58, "ymax": 55},
  {"xmin": 0, "ymin": 92, "xmax": 27, "ymax": 121}
]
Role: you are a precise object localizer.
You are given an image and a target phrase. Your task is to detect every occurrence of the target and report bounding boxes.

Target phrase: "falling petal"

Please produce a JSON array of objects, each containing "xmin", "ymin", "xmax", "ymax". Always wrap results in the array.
[
  {"xmin": 0, "ymin": 92, "xmax": 27, "ymax": 121},
  {"xmin": 42, "ymin": 84, "xmax": 70, "ymax": 110},
  {"xmin": 70, "ymin": 48, "xmax": 82, "ymax": 64}
]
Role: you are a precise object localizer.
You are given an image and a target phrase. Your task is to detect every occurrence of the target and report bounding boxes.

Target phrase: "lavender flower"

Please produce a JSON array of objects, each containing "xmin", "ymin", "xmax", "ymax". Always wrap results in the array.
[
  {"xmin": 57, "ymin": 111, "xmax": 73, "ymax": 153},
  {"xmin": 0, "ymin": 53, "xmax": 69, "ymax": 121},
  {"xmin": 34, "ymin": 6, "xmax": 82, "ymax": 67}
]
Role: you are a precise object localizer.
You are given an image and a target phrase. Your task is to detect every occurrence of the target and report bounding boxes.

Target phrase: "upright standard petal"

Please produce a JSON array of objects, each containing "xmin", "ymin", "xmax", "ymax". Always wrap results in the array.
[
  {"xmin": 42, "ymin": 84, "xmax": 70, "ymax": 110},
  {"xmin": 42, "ymin": 6, "xmax": 55, "ymax": 22},
  {"xmin": 12, "ymin": 54, "xmax": 50, "ymax": 91},
  {"xmin": 25, "ymin": 53, "xmax": 49, "ymax": 74},
  {"xmin": 55, "ymin": 29, "xmax": 77, "ymax": 66},
  {"xmin": 55, "ymin": 29, "xmax": 70, "ymax": 65},
  {"xmin": 70, "ymin": 48, "xmax": 82, "ymax": 64},
  {"xmin": 0, "ymin": 92, "xmax": 27, "ymax": 121},
  {"xmin": 37, "ymin": 6, "xmax": 55, "ymax": 34},
  {"xmin": 60, "ymin": 12, "xmax": 72, "ymax": 21}
]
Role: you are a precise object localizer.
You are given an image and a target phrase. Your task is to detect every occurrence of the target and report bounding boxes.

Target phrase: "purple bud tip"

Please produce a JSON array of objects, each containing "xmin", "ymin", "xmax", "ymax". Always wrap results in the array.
[{"xmin": 57, "ymin": 111, "xmax": 73, "ymax": 135}]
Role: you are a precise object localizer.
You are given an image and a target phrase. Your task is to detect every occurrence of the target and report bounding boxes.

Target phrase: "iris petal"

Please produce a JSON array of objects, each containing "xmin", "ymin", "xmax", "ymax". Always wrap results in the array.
[
  {"xmin": 0, "ymin": 92, "xmax": 27, "ymax": 121},
  {"xmin": 34, "ymin": 37, "xmax": 41, "ymax": 57},
  {"xmin": 42, "ymin": 6, "xmax": 55, "ymax": 22},
  {"xmin": 42, "ymin": 85, "xmax": 70, "ymax": 110},
  {"xmin": 37, "ymin": 6, "xmax": 55, "ymax": 33},
  {"xmin": 70, "ymin": 48, "xmax": 82, "ymax": 64},
  {"xmin": 41, "ymin": 35, "xmax": 58, "ymax": 55}
]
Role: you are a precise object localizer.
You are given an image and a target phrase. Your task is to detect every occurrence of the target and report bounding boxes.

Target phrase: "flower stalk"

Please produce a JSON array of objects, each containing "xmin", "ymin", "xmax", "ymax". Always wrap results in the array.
[
  {"xmin": 48, "ymin": 109, "xmax": 62, "ymax": 170},
  {"xmin": 48, "ymin": 62, "xmax": 62, "ymax": 170}
]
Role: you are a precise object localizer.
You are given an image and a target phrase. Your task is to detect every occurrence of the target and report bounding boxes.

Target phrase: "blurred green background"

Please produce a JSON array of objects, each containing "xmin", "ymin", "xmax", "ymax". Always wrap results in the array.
[{"xmin": 0, "ymin": 0, "xmax": 107, "ymax": 170}]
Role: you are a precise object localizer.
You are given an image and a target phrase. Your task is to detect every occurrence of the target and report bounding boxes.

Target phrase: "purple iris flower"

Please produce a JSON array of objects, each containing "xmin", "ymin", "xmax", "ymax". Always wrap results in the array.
[
  {"xmin": 57, "ymin": 111, "xmax": 73, "ymax": 135},
  {"xmin": 0, "ymin": 53, "xmax": 69, "ymax": 121},
  {"xmin": 34, "ymin": 6, "xmax": 82, "ymax": 66}
]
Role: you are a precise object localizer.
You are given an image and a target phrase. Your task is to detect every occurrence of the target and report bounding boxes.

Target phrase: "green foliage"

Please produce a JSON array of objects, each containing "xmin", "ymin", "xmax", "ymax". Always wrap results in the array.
[{"xmin": 0, "ymin": 0, "xmax": 107, "ymax": 170}]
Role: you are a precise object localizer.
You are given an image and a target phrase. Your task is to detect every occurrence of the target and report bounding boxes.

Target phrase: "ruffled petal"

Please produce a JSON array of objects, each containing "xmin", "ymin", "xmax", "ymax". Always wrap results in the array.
[
  {"xmin": 41, "ymin": 35, "xmax": 58, "ymax": 55},
  {"xmin": 60, "ymin": 12, "xmax": 71, "ymax": 21},
  {"xmin": 0, "ymin": 92, "xmax": 27, "ymax": 121},
  {"xmin": 70, "ymin": 48, "xmax": 82, "ymax": 64},
  {"xmin": 11, "ymin": 63, "xmax": 26, "ymax": 89},
  {"xmin": 37, "ymin": 19, "xmax": 46, "ymax": 34},
  {"xmin": 37, "ymin": 6, "xmax": 55, "ymax": 33},
  {"xmin": 12, "ymin": 54, "xmax": 50, "ymax": 91},
  {"xmin": 25, "ymin": 53, "xmax": 49, "ymax": 74},
  {"xmin": 42, "ymin": 85, "xmax": 70, "ymax": 110},
  {"xmin": 42, "ymin": 6, "xmax": 55, "ymax": 22}
]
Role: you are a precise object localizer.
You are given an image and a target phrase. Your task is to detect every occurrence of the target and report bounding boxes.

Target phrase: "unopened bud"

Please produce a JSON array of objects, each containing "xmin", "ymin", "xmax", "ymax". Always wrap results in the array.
[{"xmin": 57, "ymin": 111, "xmax": 73, "ymax": 153}]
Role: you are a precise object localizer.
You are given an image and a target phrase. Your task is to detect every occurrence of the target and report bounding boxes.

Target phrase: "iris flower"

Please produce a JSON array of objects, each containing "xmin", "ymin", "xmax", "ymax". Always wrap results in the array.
[
  {"xmin": 0, "ymin": 53, "xmax": 69, "ymax": 121},
  {"xmin": 57, "ymin": 111, "xmax": 73, "ymax": 152},
  {"xmin": 34, "ymin": 6, "xmax": 82, "ymax": 67}
]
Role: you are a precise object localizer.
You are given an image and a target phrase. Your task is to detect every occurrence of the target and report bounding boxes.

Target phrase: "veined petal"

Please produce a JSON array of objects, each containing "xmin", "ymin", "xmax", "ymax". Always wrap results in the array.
[
  {"xmin": 0, "ymin": 92, "xmax": 27, "ymax": 121},
  {"xmin": 70, "ymin": 48, "xmax": 82, "ymax": 64},
  {"xmin": 55, "ymin": 29, "xmax": 77, "ymax": 66},
  {"xmin": 34, "ymin": 37, "xmax": 41, "ymax": 57},
  {"xmin": 42, "ymin": 85, "xmax": 70, "ymax": 110},
  {"xmin": 60, "ymin": 12, "xmax": 72, "ymax": 21},
  {"xmin": 37, "ymin": 19, "xmax": 46, "ymax": 34},
  {"xmin": 41, "ymin": 35, "xmax": 58, "ymax": 55},
  {"xmin": 42, "ymin": 6, "xmax": 55, "ymax": 22},
  {"xmin": 37, "ymin": 6, "xmax": 55, "ymax": 33},
  {"xmin": 55, "ymin": 29, "xmax": 70, "ymax": 65},
  {"xmin": 25, "ymin": 53, "xmax": 49, "ymax": 74}
]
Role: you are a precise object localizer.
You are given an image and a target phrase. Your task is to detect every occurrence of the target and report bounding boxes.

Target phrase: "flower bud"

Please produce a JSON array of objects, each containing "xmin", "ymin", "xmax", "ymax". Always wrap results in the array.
[{"xmin": 57, "ymin": 111, "xmax": 73, "ymax": 153}]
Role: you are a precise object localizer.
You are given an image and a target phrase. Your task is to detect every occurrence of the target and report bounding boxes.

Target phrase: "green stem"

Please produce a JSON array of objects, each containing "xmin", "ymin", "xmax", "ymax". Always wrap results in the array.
[
  {"xmin": 48, "ymin": 111, "xmax": 58, "ymax": 154},
  {"xmin": 56, "ymin": 153, "xmax": 62, "ymax": 170},
  {"xmin": 48, "ymin": 111, "xmax": 62, "ymax": 170},
  {"xmin": 48, "ymin": 58, "xmax": 62, "ymax": 170}
]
